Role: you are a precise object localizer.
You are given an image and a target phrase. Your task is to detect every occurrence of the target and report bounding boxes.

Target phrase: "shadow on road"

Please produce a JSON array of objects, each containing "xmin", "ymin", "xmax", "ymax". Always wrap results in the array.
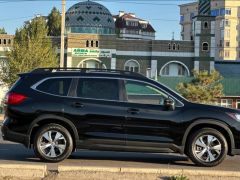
[
  {"xmin": 0, "ymin": 143, "xmax": 194, "ymax": 166},
  {"xmin": 69, "ymin": 151, "xmax": 193, "ymax": 166}
]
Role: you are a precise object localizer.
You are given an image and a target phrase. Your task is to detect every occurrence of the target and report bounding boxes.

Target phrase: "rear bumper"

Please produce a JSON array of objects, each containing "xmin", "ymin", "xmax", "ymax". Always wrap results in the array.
[{"xmin": 1, "ymin": 122, "xmax": 30, "ymax": 147}]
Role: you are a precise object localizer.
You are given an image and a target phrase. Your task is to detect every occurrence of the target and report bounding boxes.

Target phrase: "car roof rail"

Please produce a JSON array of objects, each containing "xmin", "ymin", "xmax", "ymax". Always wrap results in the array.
[{"xmin": 31, "ymin": 68, "xmax": 146, "ymax": 78}]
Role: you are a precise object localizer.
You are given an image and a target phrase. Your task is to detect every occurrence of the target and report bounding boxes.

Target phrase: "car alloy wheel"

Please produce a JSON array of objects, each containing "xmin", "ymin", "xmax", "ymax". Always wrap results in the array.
[
  {"xmin": 39, "ymin": 130, "xmax": 67, "ymax": 158},
  {"xmin": 187, "ymin": 128, "xmax": 228, "ymax": 167},
  {"xmin": 193, "ymin": 134, "xmax": 222, "ymax": 162},
  {"xmin": 34, "ymin": 124, "xmax": 73, "ymax": 162}
]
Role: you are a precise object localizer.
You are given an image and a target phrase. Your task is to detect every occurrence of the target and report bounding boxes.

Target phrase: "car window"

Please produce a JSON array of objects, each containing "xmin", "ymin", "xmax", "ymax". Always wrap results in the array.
[
  {"xmin": 76, "ymin": 78, "xmax": 119, "ymax": 101},
  {"xmin": 125, "ymin": 80, "xmax": 169, "ymax": 105},
  {"xmin": 36, "ymin": 78, "xmax": 71, "ymax": 96}
]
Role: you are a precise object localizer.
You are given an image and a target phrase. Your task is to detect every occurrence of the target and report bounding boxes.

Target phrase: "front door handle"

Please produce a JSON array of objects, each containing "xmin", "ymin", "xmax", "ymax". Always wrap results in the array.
[
  {"xmin": 127, "ymin": 108, "xmax": 140, "ymax": 115},
  {"xmin": 71, "ymin": 102, "xmax": 84, "ymax": 108}
]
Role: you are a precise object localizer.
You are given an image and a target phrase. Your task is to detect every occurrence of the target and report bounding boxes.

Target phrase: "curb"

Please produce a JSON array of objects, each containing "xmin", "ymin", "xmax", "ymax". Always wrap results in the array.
[
  {"xmin": 58, "ymin": 165, "xmax": 240, "ymax": 178},
  {"xmin": 0, "ymin": 164, "xmax": 47, "ymax": 179}
]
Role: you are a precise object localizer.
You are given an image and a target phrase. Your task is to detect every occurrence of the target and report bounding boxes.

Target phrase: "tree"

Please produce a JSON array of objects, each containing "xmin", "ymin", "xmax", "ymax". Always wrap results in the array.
[
  {"xmin": 0, "ymin": 27, "xmax": 7, "ymax": 34},
  {"xmin": 0, "ymin": 17, "xmax": 58, "ymax": 87},
  {"xmin": 47, "ymin": 7, "xmax": 61, "ymax": 36},
  {"xmin": 176, "ymin": 70, "xmax": 224, "ymax": 104}
]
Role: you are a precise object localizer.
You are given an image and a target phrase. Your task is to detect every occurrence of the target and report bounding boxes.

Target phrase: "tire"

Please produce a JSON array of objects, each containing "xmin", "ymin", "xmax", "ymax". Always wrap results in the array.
[
  {"xmin": 33, "ymin": 123, "xmax": 73, "ymax": 162},
  {"xmin": 186, "ymin": 128, "xmax": 228, "ymax": 167}
]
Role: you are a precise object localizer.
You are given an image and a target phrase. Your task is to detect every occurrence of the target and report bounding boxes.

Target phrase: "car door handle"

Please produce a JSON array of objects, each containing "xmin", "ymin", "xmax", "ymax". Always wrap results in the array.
[
  {"xmin": 127, "ymin": 108, "xmax": 140, "ymax": 115},
  {"xmin": 71, "ymin": 102, "xmax": 84, "ymax": 108}
]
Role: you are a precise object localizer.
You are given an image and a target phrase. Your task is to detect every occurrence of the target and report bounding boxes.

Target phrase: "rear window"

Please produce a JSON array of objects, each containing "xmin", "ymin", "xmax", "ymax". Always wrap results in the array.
[
  {"xmin": 76, "ymin": 78, "xmax": 119, "ymax": 101},
  {"xmin": 36, "ymin": 78, "xmax": 72, "ymax": 96}
]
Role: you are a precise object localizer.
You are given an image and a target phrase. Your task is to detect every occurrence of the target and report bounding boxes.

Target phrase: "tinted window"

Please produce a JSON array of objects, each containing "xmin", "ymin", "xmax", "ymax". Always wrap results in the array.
[
  {"xmin": 77, "ymin": 78, "xmax": 119, "ymax": 101},
  {"xmin": 37, "ymin": 78, "xmax": 71, "ymax": 96},
  {"xmin": 125, "ymin": 80, "xmax": 169, "ymax": 105}
]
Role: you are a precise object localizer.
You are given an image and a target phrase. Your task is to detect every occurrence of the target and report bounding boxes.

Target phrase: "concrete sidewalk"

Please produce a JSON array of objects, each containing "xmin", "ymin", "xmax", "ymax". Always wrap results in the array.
[{"xmin": 0, "ymin": 163, "xmax": 240, "ymax": 180}]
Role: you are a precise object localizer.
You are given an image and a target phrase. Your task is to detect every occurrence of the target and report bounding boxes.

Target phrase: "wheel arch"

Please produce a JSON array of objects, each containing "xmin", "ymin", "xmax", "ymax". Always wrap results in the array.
[
  {"xmin": 28, "ymin": 114, "xmax": 79, "ymax": 149},
  {"xmin": 182, "ymin": 119, "xmax": 235, "ymax": 155}
]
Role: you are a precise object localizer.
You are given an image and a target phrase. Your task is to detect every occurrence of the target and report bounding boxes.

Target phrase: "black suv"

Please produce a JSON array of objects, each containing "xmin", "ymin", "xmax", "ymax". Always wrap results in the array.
[{"xmin": 2, "ymin": 68, "xmax": 240, "ymax": 166}]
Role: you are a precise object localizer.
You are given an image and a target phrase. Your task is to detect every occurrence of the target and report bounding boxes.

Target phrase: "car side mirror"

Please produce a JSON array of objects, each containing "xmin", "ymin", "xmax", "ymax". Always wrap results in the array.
[{"xmin": 164, "ymin": 98, "xmax": 175, "ymax": 111}]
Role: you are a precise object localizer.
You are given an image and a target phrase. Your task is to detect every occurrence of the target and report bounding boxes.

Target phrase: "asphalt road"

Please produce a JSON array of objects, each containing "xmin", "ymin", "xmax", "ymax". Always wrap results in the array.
[{"xmin": 0, "ymin": 123, "xmax": 240, "ymax": 172}]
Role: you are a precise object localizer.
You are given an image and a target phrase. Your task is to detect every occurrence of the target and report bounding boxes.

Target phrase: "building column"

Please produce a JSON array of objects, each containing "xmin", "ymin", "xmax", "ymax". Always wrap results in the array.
[
  {"xmin": 210, "ymin": 61, "xmax": 215, "ymax": 72},
  {"xmin": 67, "ymin": 48, "xmax": 72, "ymax": 68},
  {"xmin": 194, "ymin": 61, "xmax": 200, "ymax": 71},
  {"xmin": 151, "ymin": 60, "xmax": 157, "ymax": 78},
  {"xmin": 111, "ymin": 50, "xmax": 116, "ymax": 69}
]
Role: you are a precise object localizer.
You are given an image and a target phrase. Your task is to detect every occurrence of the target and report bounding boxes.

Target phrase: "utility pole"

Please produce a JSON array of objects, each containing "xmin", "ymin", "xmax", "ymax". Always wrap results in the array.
[{"xmin": 60, "ymin": 0, "xmax": 66, "ymax": 68}]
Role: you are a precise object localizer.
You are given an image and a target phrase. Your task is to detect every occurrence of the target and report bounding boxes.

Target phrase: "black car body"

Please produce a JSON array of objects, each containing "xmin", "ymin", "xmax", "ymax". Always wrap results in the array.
[{"xmin": 2, "ymin": 68, "xmax": 240, "ymax": 166}]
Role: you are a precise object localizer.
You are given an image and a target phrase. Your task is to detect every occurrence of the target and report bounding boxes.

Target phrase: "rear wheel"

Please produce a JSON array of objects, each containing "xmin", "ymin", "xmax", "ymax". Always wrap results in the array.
[
  {"xmin": 186, "ymin": 128, "xmax": 228, "ymax": 167},
  {"xmin": 33, "ymin": 124, "xmax": 73, "ymax": 162}
]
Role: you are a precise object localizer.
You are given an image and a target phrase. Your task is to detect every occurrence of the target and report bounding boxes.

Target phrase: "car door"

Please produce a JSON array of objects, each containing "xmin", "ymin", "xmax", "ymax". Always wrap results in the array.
[
  {"xmin": 122, "ymin": 79, "xmax": 184, "ymax": 153},
  {"xmin": 64, "ymin": 77, "xmax": 126, "ymax": 151}
]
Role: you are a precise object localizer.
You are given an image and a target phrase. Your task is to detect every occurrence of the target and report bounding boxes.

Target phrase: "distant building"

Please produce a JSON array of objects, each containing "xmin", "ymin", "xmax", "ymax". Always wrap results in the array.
[
  {"xmin": 180, "ymin": 0, "xmax": 240, "ymax": 61},
  {"xmin": 0, "ymin": 34, "xmax": 14, "ymax": 107},
  {"xmin": 114, "ymin": 11, "xmax": 156, "ymax": 40},
  {"xmin": 24, "ymin": 14, "xmax": 48, "ymax": 25}
]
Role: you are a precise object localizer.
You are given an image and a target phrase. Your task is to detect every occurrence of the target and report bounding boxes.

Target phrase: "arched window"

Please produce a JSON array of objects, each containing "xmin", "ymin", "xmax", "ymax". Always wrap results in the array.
[
  {"xmin": 91, "ymin": 40, "xmax": 94, "ymax": 47},
  {"xmin": 168, "ymin": 43, "xmax": 171, "ymax": 50},
  {"xmin": 202, "ymin": 42, "xmax": 209, "ymax": 51},
  {"xmin": 86, "ymin": 40, "xmax": 89, "ymax": 47},
  {"xmin": 204, "ymin": 21, "xmax": 209, "ymax": 29},
  {"xmin": 160, "ymin": 61, "xmax": 189, "ymax": 77},
  {"xmin": 96, "ymin": 41, "xmax": 99, "ymax": 47},
  {"xmin": 177, "ymin": 44, "xmax": 180, "ymax": 50},
  {"xmin": 3, "ymin": 39, "xmax": 6, "ymax": 45},
  {"xmin": 78, "ymin": 59, "xmax": 106, "ymax": 69},
  {"xmin": 124, "ymin": 60, "xmax": 140, "ymax": 73},
  {"xmin": 172, "ymin": 43, "xmax": 176, "ymax": 50}
]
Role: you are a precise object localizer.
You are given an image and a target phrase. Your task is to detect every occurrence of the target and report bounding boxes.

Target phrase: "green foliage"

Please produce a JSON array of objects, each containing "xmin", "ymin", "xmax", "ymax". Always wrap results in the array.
[
  {"xmin": 176, "ymin": 70, "xmax": 224, "ymax": 104},
  {"xmin": 0, "ymin": 17, "xmax": 58, "ymax": 87},
  {"xmin": 0, "ymin": 27, "xmax": 7, "ymax": 34},
  {"xmin": 47, "ymin": 7, "xmax": 61, "ymax": 36},
  {"xmin": 170, "ymin": 174, "xmax": 189, "ymax": 180}
]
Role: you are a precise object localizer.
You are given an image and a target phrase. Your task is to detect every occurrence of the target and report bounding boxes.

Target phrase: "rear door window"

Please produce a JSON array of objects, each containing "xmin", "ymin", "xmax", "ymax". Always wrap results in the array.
[
  {"xmin": 36, "ymin": 78, "xmax": 72, "ymax": 96},
  {"xmin": 76, "ymin": 78, "xmax": 119, "ymax": 101}
]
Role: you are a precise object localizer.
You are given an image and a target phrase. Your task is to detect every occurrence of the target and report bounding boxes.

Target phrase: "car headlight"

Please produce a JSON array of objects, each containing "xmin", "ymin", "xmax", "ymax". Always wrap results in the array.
[{"xmin": 227, "ymin": 113, "xmax": 240, "ymax": 122}]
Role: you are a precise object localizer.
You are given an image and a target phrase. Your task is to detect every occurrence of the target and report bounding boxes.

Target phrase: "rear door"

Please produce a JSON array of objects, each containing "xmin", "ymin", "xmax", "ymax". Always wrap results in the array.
[{"xmin": 64, "ymin": 77, "xmax": 126, "ymax": 150}]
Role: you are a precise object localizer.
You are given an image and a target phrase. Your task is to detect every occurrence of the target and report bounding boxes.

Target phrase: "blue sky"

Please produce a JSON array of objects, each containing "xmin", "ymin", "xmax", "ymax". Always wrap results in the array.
[{"xmin": 0, "ymin": 0, "xmax": 192, "ymax": 40}]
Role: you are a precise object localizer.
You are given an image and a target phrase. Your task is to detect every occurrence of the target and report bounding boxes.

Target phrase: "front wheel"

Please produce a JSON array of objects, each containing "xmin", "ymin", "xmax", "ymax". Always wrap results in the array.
[
  {"xmin": 33, "ymin": 124, "xmax": 73, "ymax": 162},
  {"xmin": 186, "ymin": 128, "xmax": 228, "ymax": 167}
]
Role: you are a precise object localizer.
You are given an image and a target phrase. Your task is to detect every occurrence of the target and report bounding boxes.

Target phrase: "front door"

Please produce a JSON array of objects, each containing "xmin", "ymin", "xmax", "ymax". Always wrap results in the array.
[
  {"xmin": 64, "ymin": 77, "xmax": 126, "ymax": 150},
  {"xmin": 122, "ymin": 79, "xmax": 184, "ymax": 152}
]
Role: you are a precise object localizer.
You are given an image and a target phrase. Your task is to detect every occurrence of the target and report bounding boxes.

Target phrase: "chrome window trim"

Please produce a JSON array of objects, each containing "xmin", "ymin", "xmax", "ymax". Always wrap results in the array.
[{"xmin": 31, "ymin": 76, "xmax": 184, "ymax": 107}]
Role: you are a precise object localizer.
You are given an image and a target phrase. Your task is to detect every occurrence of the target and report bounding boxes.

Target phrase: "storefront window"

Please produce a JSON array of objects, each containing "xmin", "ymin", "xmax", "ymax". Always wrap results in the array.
[
  {"xmin": 124, "ymin": 60, "xmax": 140, "ymax": 73},
  {"xmin": 221, "ymin": 99, "xmax": 233, "ymax": 108},
  {"xmin": 237, "ymin": 100, "xmax": 240, "ymax": 109}
]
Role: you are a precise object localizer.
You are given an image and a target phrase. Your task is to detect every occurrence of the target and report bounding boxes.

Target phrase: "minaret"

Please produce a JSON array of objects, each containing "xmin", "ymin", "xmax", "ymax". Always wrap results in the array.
[
  {"xmin": 198, "ymin": 0, "xmax": 211, "ymax": 15},
  {"xmin": 192, "ymin": 0, "xmax": 216, "ymax": 72}
]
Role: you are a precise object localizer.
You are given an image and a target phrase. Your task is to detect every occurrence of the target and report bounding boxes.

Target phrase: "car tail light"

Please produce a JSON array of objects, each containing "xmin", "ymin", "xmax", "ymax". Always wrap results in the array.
[{"xmin": 4, "ymin": 93, "xmax": 27, "ymax": 105}]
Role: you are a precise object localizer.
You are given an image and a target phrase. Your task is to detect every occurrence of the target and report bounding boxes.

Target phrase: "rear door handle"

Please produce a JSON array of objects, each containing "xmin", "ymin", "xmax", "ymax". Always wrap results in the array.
[
  {"xmin": 71, "ymin": 102, "xmax": 84, "ymax": 108},
  {"xmin": 127, "ymin": 108, "xmax": 140, "ymax": 115}
]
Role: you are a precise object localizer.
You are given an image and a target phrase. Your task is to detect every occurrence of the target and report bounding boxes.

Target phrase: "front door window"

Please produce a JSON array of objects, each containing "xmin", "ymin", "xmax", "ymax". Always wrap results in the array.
[{"xmin": 125, "ymin": 80, "xmax": 168, "ymax": 105}]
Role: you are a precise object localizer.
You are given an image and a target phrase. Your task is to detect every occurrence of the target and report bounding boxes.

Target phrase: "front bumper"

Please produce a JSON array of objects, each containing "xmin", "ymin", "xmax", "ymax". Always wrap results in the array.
[{"xmin": 1, "ymin": 120, "xmax": 30, "ymax": 147}]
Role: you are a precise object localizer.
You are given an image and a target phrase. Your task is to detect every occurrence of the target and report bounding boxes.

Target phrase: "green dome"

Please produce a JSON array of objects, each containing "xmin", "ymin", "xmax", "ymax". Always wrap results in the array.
[{"xmin": 65, "ymin": 1, "xmax": 115, "ymax": 35}]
